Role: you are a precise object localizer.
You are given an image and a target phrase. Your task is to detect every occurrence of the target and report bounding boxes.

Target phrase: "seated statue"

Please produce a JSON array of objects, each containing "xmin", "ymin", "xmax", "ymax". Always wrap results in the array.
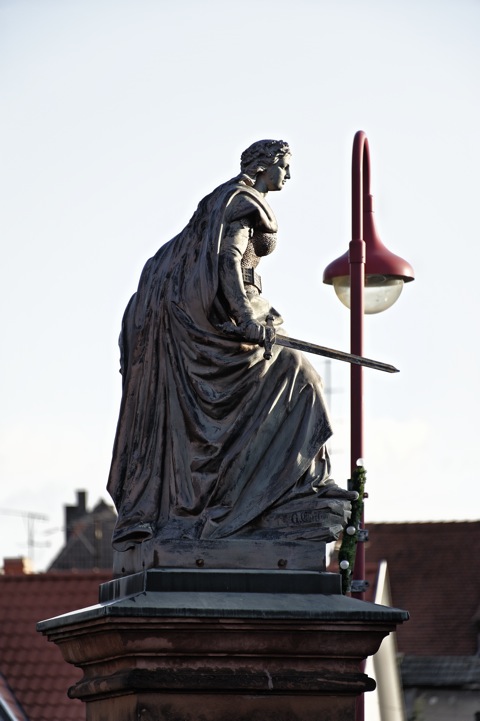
[{"xmin": 107, "ymin": 139, "xmax": 356, "ymax": 553}]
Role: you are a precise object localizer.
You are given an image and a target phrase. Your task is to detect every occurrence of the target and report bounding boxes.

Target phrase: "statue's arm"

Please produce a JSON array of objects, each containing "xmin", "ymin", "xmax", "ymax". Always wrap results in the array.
[{"xmin": 218, "ymin": 219, "xmax": 264, "ymax": 342}]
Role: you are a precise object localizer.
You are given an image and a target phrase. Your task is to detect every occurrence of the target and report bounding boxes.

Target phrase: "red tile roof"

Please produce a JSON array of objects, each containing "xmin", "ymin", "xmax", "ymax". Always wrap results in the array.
[
  {"xmin": 333, "ymin": 521, "xmax": 480, "ymax": 656},
  {"xmin": 0, "ymin": 571, "xmax": 111, "ymax": 721}
]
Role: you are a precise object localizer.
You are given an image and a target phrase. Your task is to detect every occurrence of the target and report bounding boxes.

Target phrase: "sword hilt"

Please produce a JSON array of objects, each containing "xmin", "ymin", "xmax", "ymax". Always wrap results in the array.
[{"xmin": 263, "ymin": 315, "xmax": 275, "ymax": 360}]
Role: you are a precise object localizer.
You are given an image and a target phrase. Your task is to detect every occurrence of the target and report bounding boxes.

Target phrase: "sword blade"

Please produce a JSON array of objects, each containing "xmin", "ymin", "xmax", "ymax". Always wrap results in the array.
[{"xmin": 274, "ymin": 334, "xmax": 399, "ymax": 373}]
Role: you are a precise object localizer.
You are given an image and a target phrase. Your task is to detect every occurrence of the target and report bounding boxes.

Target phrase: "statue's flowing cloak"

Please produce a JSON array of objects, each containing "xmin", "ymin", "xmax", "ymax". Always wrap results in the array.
[{"xmin": 107, "ymin": 178, "xmax": 333, "ymax": 549}]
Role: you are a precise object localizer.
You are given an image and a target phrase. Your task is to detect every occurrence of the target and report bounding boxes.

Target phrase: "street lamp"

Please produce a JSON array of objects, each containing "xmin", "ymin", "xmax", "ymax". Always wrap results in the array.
[
  {"xmin": 323, "ymin": 130, "xmax": 414, "ymax": 587},
  {"xmin": 323, "ymin": 128, "xmax": 414, "ymax": 721}
]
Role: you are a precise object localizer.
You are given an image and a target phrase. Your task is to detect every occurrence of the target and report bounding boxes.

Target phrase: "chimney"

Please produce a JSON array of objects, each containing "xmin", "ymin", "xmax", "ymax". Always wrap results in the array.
[
  {"xmin": 3, "ymin": 557, "xmax": 33, "ymax": 575},
  {"xmin": 65, "ymin": 490, "xmax": 88, "ymax": 542}
]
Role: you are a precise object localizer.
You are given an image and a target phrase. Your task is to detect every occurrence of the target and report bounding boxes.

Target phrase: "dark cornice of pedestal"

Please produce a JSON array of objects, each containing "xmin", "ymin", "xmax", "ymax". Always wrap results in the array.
[{"xmin": 37, "ymin": 569, "xmax": 409, "ymax": 633}]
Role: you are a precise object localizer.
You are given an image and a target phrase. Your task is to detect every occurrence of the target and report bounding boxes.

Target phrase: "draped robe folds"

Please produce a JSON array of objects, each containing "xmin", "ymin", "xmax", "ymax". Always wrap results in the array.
[{"xmin": 107, "ymin": 177, "xmax": 334, "ymax": 551}]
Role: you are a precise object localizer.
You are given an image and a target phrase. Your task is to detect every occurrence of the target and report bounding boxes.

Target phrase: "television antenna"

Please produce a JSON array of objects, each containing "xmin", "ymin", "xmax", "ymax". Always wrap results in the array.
[{"xmin": 0, "ymin": 508, "xmax": 49, "ymax": 564}]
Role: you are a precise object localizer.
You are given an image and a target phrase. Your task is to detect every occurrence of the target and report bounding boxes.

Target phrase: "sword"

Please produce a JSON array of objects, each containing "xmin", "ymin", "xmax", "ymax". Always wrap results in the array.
[{"xmin": 262, "ymin": 315, "xmax": 399, "ymax": 373}]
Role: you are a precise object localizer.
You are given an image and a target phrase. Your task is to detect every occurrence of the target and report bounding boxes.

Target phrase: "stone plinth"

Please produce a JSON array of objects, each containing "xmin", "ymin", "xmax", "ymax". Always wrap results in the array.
[
  {"xmin": 38, "ymin": 569, "xmax": 408, "ymax": 721},
  {"xmin": 112, "ymin": 539, "xmax": 327, "ymax": 576}
]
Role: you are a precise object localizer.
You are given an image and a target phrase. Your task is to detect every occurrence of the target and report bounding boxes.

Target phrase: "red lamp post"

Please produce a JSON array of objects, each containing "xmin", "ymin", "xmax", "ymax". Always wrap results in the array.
[
  {"xmin": 323, "ymin": 129, "xmax": 414, "ymax": 720},
  {"xmin": 323, "ymin": 129, "xmax": 414, "ymax": 721}
]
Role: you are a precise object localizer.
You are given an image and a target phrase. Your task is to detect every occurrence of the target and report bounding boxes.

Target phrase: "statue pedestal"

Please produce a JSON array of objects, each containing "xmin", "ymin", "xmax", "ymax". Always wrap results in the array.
[
  {"xmin": 38, "ymin": 569, "xmax": 408, "ymax": 721},
  {"xmin": 112, "ymin": 539, "xmax": 327, "ymax": 575}
]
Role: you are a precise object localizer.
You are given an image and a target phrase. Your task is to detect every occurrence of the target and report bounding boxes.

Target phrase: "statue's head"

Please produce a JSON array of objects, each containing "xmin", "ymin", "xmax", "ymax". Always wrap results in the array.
[{"xmin": 240, "ymin": 139, "xmax": 291, "ymax": 186}]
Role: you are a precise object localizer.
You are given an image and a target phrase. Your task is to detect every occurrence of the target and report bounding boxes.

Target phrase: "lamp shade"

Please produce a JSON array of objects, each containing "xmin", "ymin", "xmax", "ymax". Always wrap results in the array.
[{"xmin": 323, "ymin": 193, "xmax": 414, "ymax": 314}]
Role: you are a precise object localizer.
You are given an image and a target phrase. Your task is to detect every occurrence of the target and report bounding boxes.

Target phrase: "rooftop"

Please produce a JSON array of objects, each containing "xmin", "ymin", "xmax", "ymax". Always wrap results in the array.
[
  {"xmin": 334, "ymin": 521, "xmax": 480, "ymax": 656},
  {"xmin": 0, "ymin": 571, "xmax": 111, "ymax": 721},
  {"xmin": 47, "ymin": 493, "xmax": 116, "ymax": 571}
]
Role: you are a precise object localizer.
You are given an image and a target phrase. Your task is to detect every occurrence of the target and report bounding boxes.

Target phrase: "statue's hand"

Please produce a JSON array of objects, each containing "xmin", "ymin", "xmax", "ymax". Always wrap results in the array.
[
  {"xmin": 239, "ymin": 319, "xmax": 265, "ymax": 343},
  {"xmin": 217, "ymin": 319, "xmax": 264, "ymax": 344}
]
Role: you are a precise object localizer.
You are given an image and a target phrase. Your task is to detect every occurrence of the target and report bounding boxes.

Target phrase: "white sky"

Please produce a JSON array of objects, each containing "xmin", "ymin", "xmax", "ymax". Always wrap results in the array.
[{"xmin": 1, "ymin": 0, "xmax": 479, "ymax": 571}]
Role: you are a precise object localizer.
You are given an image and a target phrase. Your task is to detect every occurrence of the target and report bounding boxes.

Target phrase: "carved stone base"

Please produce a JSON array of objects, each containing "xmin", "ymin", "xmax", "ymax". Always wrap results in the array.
[{"xmin": 38, "ymin": 569, "xmax": 408, "ymax": 721}]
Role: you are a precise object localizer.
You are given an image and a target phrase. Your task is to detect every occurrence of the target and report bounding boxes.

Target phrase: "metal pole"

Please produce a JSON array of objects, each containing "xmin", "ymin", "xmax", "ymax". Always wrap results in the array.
[
  {"xmin": 350, "ymin": 130, "xmax": 368, "ymax": 721},
  {"xmin": 350, "ymin": 131, "xmax": 369, "ymax": 598}
]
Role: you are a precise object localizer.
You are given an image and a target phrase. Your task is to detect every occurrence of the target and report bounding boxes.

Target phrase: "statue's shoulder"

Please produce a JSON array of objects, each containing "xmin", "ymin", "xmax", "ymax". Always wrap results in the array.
[
  {"xmin": 226, "ymin": 190, "xmax": 261, "ymax": 220},
  {"xmin": 225, "ymin": 186, "xmax": 276, "ymax": 231}
]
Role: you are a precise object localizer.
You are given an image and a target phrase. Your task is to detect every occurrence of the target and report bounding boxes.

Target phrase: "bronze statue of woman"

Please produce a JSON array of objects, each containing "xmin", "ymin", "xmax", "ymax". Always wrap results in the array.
[{"xmin": 107, "ymin": 139, "xmax": 355, "ymax": 552}]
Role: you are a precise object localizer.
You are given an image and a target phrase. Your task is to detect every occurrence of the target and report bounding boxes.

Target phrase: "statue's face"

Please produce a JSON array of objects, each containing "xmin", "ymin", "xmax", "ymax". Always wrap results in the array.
[{"xmin": 256, "ymin": 154, "xmax": 291, "ymax": 192}]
